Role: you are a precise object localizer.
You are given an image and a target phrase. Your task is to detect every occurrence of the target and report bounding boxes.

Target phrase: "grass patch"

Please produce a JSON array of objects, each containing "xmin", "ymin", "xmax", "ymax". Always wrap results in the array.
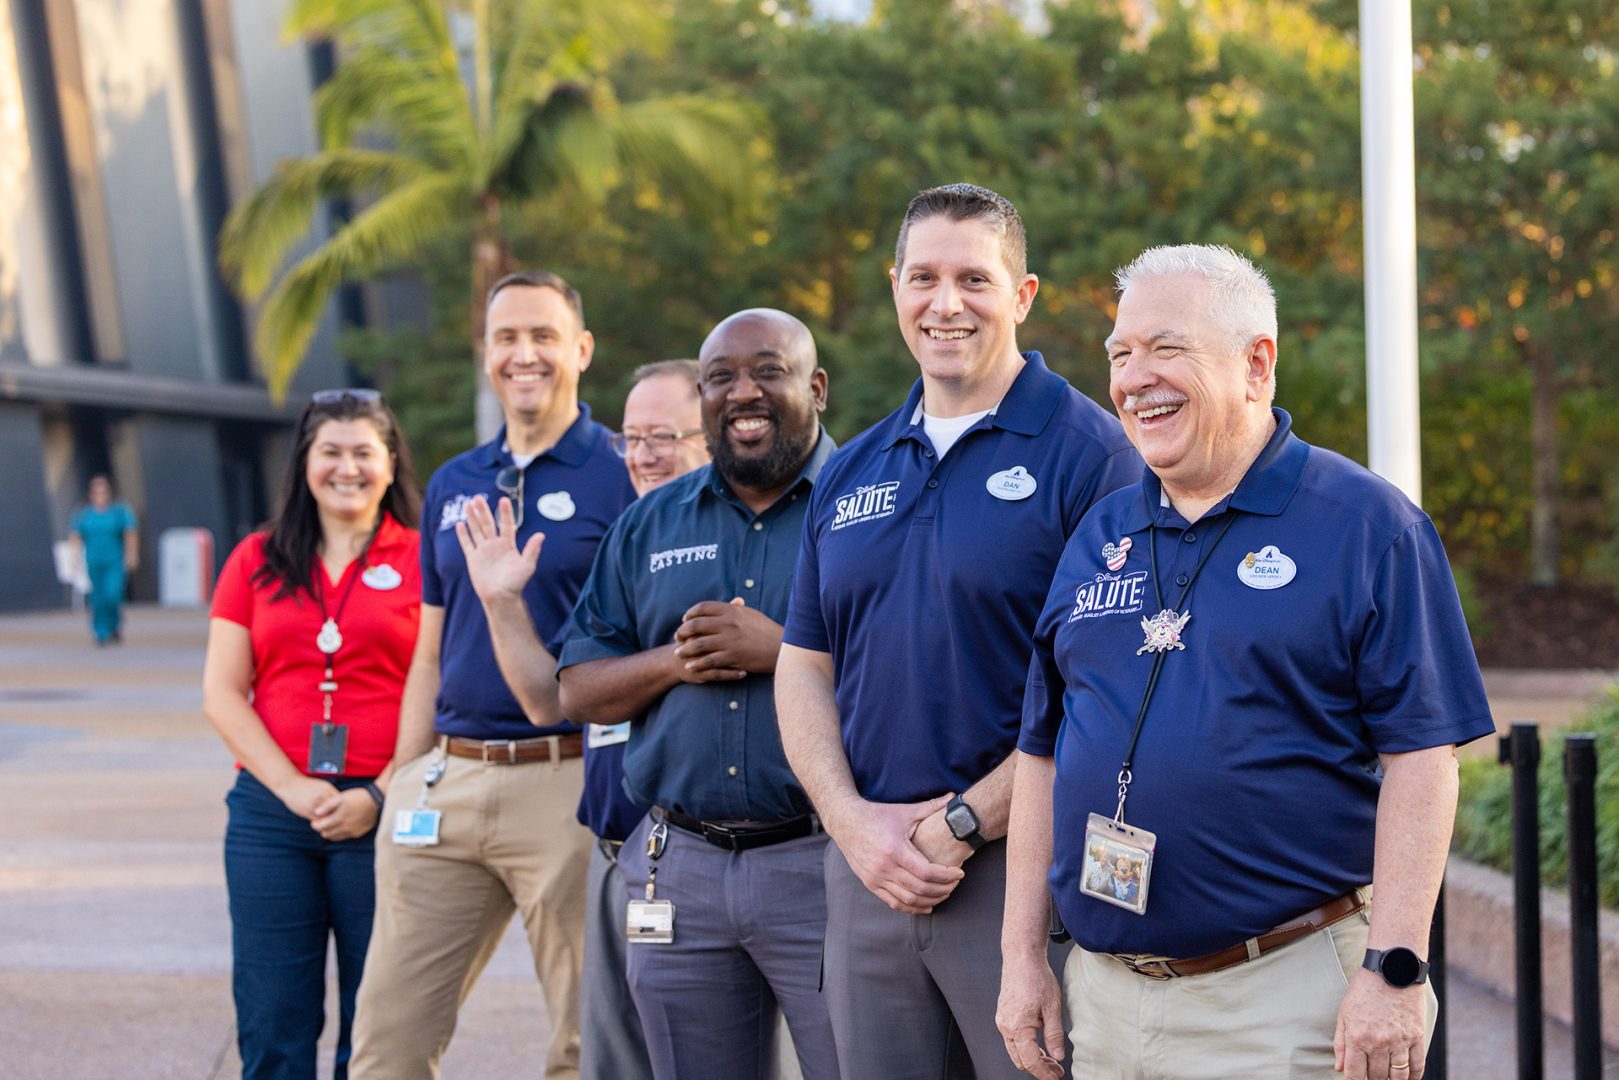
[{"xmin": 1453, "ymin": 689, "xmax": 1619, "ymax": 908}]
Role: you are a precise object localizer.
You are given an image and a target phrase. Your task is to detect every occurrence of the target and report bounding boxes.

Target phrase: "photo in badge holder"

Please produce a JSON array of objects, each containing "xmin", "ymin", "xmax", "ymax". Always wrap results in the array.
[{"xmin": 1081, "ymin": 812, "xmax": 1155, "ymax": 915}]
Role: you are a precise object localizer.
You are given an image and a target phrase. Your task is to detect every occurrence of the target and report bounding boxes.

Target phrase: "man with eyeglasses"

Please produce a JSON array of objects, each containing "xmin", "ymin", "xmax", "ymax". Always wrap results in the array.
[
  {"xmin": 554, "ymin": 309, "xmax": 840, "ymax": 1079},
  {"xmin": 584, "ymin": 358, "xmax": 708, "ymax": 1080},
  {"xmin": 351, "ymin": 270, "xmax": 636, "ymax": 1080}
]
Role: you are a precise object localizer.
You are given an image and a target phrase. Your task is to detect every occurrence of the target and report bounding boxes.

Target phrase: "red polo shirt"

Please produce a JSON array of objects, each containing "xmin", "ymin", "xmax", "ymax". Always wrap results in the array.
[{"xmin": 211, "ymin": 514, "xmax": 421, "ymax": 777}]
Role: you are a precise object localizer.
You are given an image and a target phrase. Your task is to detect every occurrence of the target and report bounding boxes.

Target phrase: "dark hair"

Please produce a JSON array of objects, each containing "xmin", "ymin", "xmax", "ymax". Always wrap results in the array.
[
  {"xmin": 253, "ymin": 392, "xmax": 421, "ymax": 601},
  {"xmin": 893, "ymin": 182, "xmax": 1028, "ymax": 279},
  {"xmin": 486, "ymin": 269, "xmax": 585, "ymax": 330},
  {"xmin": 631, "ymin": 359, "xmax": 700, "ymax": 396}
]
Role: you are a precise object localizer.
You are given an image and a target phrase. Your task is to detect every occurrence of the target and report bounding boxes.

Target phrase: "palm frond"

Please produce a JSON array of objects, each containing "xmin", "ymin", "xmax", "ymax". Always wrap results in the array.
[
  {"xmin": 253, "ymin": 172, "xmax": 467, "ymax": 399},
  {"xmin": 312, "ymin": 50, "xmax": 475, "ymax": 166},
  {"xmin": 285, "ymin": 0, "xmax": 453, "ymax": 69},
  {"xmin": 219, "ymin": 148, "xmax": 427, "ymax": 298}
]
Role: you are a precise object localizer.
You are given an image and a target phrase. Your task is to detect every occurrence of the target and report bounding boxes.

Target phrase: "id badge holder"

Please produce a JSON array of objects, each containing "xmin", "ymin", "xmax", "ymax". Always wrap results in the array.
[
  {"xmin": 587, "ymin": 722, "xmax": 631, "ymax": 749},
  {"xmin": 307, "ymin": 723, "xmax": 349, "ymax": 775},
  {"xmin": 1081, "ymin": 812, "xmax": 1157, "ymax": 916},
  {"xmin": 392, "ymin": 752, "xmax": 447, "ymax": 847},
  {"xmin": 627, "ymin": 820, "xmax": 675, "ymax": 944}
]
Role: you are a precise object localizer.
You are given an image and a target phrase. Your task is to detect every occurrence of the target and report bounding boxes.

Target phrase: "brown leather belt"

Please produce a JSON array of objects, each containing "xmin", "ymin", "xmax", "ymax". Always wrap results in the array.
[
  {"xmin": 441, "ymin": 733, "xmax": 584, "ymax": 765},
  {"xmin": 1111, "ymin": 889, "xmax": 1366, "ymax": 979}
]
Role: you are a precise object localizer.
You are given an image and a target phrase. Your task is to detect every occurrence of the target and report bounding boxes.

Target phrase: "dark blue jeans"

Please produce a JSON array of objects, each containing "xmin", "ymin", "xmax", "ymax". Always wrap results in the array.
[{"xmin": 225, "ymin": 769, "xmax": 378, "ymax": 1080}]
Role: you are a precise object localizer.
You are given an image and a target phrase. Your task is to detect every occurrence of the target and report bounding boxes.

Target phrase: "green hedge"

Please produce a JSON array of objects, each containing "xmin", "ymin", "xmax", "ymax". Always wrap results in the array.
[{"xmin": 1453, "ymin": 690, "xmax": 1619, "ymax": 909}]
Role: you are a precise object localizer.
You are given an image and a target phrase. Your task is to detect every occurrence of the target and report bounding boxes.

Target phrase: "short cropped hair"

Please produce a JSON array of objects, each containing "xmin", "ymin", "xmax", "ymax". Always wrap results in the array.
[
  {"xmin": 631, "ymin": 359, "xmax": 700, "ymax": 396},
  {"xmin": 894, "ymin": 183, "xmax": 1028, "ymax": 279},
  {"xmin": 486, "ymin": 269, "xmax": 585, "ymax": 329},
  {"xmin": 1114, "ymin": 245, "xmax": 1277, "ymax": 348}
]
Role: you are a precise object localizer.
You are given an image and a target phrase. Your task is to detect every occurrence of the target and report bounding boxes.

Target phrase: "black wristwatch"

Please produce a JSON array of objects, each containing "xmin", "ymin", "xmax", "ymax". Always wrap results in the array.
[
  {"xmin": 1362, "ymin": 947, "xmax": 1429, "ymax": 988},
  {"xmin": 944, "ymin": 794, "xmax": 986, "ymax": 850}
]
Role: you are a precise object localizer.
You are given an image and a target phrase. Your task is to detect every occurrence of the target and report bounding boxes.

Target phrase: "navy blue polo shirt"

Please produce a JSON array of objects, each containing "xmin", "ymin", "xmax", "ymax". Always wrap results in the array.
[
  {"xmin": 421, "ymin": 406, "xmax": 636, "ymax": 741},
  {"xmin": 1020, "ymin": 409, "xmax": 1496, "ymax": 958},
  {"xmin": 559, "ymin": 429, "xmax": 836, "ymax": 824},
  {"xmin": 783, "ymin": 353, "xmax": 1138, "ymax": 803}
]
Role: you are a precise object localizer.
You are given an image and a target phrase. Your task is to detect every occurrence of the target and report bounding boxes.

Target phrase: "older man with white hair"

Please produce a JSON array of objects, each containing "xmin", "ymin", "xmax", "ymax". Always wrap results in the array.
[{"xmin": 996, "ymin": 245, "xmax": 1495, "ymax": 1080}]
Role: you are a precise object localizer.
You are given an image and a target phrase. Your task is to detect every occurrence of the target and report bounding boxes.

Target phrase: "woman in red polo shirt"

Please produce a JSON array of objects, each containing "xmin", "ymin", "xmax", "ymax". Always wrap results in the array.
[{"xmin": 203, "ymin": 389, "xmax": 421, "ymax": 1080}]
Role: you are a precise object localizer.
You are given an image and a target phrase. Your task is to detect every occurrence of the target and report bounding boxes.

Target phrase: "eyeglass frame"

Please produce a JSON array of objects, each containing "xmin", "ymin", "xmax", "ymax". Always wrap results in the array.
[
  {"xmin": 494, "ymin": 465, "xmax": 524, "ymax": 528},
  {"xmin": 609, "ymin": 428, "xmax": 705, "ymax": 459}
]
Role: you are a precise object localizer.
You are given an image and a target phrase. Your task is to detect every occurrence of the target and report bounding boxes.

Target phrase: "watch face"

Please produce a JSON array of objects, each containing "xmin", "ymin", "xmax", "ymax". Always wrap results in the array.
[
  {"xmin": 1380, "ymin": 947, "xmax": 1422, "ymax": 987},
  {"xmin": 945, "ymin": 804, "xmax": 975, "ymax": 838}
]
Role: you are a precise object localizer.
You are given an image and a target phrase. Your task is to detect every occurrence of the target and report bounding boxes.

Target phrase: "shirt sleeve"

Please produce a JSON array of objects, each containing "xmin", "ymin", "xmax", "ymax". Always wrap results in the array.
[
  {"xmin": 1017, "ymin": 621, "xmax": 1063, "ymax": 757},
  {"xmin": 1068, "ymin": 445, "xmax": 1141, "ymax": 536},
  {"xmin": 555, "ymin": 515, "xmax": 643, "ymax": 670},
  {"xmin": 1356, "ymin": 519, "xmax": 1495, "ymax": 753},
  {"xmin": 781, "ymin": 484, "xmax": 831, "ymax": 653},
  {"xmin": 210, "ymin": 538, "xmax": 259, "ymax": 629},
  {"xmin": 419, "ymin": 479, "xmax": 443, "ymax": 607},
  {"xmin": 119, "ymin": 503, "xmax": 139, "ymax": 531}
]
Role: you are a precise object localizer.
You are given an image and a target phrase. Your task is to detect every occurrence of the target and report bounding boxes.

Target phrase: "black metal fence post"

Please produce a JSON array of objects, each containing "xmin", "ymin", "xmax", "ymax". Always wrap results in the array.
[
  {"xmin": 1429, "ymin": 884, "xmax": 1448, "ymax": 1079},
  {"xmin": 1499, "ymin": 721, "xmax": 1544, "ymax": 1080},
  {"xmin": 1564, "ymin": 734, "xmax": 1601, "ymax": 1080}
]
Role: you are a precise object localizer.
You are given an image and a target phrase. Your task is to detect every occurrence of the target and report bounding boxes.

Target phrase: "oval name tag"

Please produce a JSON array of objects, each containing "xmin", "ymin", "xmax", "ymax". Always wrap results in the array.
[
  {"xmin": 537, "ymin": 491, "xmax": 576, "ymax": 521},
  {"xmin": 986, "ymin": 466, "xmax": 1037, "ymax": 501},
  {"xmin": 362, "ymin": 563, "xmax": 403, "ymax": 591},
  {"xmin": 1237, "ymin": 546, "xmax": 1296, "ymax": 590}
]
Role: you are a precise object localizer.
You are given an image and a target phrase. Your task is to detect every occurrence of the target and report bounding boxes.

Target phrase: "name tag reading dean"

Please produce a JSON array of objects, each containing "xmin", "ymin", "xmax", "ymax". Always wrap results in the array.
[
  {"xmin": 626, "ymin": 898, "xmax": 675, "ymax": 944},
  {"xmin": 392, "ymin": 809, "xmax": 442, "ymax": 847},
  {"xmin": 588, "ymin": 722, "xmax": 631, "ymax": 749}
]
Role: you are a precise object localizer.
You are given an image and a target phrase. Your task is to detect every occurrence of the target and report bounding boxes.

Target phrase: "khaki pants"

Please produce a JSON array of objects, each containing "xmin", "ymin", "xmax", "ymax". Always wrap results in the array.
[
  {"xmin": 350, "ymin": 749, "xmax": 594, "ymax": 1080},
  {"xmin": 1064, "ymin": 907, "xmax": 1438, "ymax": 1079}
]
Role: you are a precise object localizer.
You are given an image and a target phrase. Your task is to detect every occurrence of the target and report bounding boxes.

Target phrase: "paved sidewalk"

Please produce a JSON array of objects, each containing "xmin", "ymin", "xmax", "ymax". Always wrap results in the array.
[{"xmin": 0, "ymin": 605, "xmax": 1611, "ymax": 1078}]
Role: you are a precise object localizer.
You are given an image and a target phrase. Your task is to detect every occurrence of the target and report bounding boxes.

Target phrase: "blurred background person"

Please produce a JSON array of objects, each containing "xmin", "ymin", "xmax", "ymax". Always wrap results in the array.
[
  {"xmin": 68, "ymin": 474, "xmax": 139, "ymax": 645},
  {"xmin": 202, "ymin": 389, "xmax": 422, "ymax": 1080}
]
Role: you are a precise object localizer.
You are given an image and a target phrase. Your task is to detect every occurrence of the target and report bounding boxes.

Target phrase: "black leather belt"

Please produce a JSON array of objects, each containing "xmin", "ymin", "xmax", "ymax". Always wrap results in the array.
[{"xmin": 660, "ymin": 808, "xmax": 821, "ymax": 852}]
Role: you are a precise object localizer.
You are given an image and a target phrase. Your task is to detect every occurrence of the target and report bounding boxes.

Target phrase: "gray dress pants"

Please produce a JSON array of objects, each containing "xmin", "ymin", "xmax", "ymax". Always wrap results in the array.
[
  {"xmin": 620, "ymin": 814, "xmax": 840, "ymax": 1080},
  {"xmin": 580, "ymin": 837, "xmax": 654, "ymax": 1080},
  {"xmin": 822, "ymin": 839, "xmax": 1045, "ymax": 1080}
]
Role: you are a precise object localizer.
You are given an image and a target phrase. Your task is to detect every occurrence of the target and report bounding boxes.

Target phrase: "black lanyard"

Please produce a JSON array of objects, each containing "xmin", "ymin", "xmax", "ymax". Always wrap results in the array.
[{"xmin": 1113, "ymin": 510, "xmax": 1239, "ymax": 817}]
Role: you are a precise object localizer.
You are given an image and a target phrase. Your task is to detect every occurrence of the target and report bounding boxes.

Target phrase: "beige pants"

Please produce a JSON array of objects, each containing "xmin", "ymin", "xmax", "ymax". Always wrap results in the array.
[
  {"xmin": 350, "ymin": 749, "xmax": 594, "ymax": 1080},
  {"xmin": 1064, "ymin": 907, "xmax": 1438, "ymax": 1079}
]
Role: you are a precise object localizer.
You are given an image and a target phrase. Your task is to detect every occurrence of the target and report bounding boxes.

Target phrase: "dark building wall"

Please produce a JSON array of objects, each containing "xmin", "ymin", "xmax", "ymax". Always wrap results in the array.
[{"xmin": 0, "ymin": 401, "xmax": 69, "ymax": 607}]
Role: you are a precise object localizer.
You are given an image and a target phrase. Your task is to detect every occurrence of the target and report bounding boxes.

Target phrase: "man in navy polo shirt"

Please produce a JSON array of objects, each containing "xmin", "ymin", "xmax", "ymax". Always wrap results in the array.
[
  {"xmin": 777, "ymin": 183, "xmax": 1138, "ymax": 1079},
  {"xmin": 997, "ymin": 245, "xmax": 1495, "ymax": 1080},
  {"xmin": 557, "ymin": 309, "xmax": 840, "ymax": 1080},
  {"xmin": 351, "ymin": 270, "xmax": 636, "ymax": 1080}
]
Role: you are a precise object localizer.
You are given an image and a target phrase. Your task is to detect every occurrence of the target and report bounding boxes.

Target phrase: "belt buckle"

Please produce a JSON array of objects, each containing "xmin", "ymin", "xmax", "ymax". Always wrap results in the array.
[
  {"xmin": 701, "ymin": 822, "xmax": 741, "ymax": 851},
  {"xmin": 481, "ymin": 740, "xmax": 517, "ymax": 764},
  {"xmin": 1114, "ymin": 953, "xmax": 1176, "ymax": 981}
]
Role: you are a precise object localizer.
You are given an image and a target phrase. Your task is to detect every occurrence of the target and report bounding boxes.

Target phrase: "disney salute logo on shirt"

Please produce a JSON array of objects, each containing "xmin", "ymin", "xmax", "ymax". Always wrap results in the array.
[
  {"xmin": 830, "ymin": 481, "xmax": 901, "ymax": 532},
  {"xmin": 1068, "ymin": 571, "xmax": 1151, "ymax": 623},
  {"xmin": 649, "ymin": 544, "xmax": 719, "ymax": 574},
  {"xmin": 438, "ymin": 494, "xmax": 473, "ymax": 531}
]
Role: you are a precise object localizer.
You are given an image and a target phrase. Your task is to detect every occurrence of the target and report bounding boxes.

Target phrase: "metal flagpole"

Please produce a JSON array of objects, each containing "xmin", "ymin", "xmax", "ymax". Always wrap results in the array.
[{"xmin": 1359, "ymin": 0, "xmax": 1423, "ymax": 504}]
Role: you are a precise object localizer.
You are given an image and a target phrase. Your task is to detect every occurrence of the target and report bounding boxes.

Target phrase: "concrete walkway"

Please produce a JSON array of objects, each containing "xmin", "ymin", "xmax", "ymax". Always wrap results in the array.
[{"xmin": 0, "ymin": 605, "xmax": 1612, "ymax": 1078}]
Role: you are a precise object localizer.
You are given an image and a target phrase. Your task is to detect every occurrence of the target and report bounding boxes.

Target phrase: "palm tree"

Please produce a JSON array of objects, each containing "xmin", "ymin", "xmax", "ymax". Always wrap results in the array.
[{"xmin": 220, "ymin": 0, "xmax": 756, "ymax": 402}]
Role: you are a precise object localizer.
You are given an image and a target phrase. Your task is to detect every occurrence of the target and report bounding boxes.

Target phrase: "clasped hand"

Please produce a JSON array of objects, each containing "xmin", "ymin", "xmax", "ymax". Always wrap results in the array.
[
  {"xmin": 831, "ymin": 796, "xmax": 966, "ymax": 914},
  {"xmin": 671, "ymin": 598, "xmax": 782, "ymax": 682}
]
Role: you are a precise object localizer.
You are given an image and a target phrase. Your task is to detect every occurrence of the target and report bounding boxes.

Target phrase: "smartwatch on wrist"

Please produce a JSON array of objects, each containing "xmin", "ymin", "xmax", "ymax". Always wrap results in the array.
[
  {"xmin": 1362, "ymin": 947, "xmax": 1429, "ymax": 988},
  {"xmin": 944, "ymin": 794, "xmax": 986, "ymax": 851}
]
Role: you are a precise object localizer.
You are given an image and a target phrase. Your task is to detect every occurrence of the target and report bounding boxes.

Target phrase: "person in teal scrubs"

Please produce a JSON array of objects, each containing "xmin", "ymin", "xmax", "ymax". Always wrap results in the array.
[{"xmin": 70, "ymin": 474, "xmax": 139, "ymax": 645}]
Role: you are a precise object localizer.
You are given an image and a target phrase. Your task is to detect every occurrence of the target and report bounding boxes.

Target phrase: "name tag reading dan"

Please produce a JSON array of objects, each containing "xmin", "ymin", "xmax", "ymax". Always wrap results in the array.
[{"xmin": 588, "ymin": 722, "xmax": 631, "ymax": 749}]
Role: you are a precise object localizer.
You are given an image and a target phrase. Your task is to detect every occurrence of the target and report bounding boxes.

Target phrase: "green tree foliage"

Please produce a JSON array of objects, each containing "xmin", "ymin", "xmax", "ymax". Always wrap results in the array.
[
  {"xmin": 216, "ymin": 0, "xmax": 756, "ymax": 401},
  {"xmin": 1413, "ymin": 1, "xmax": 1619, "ymax": 584},
  {"xmin": 1455, "ymin": 691, "xmax": 1619, "ymax": 908}
]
